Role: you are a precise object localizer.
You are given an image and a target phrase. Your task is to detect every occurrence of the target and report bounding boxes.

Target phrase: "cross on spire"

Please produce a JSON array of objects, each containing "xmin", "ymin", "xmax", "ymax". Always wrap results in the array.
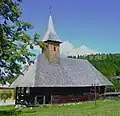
[{"xmin": 49, "ymin": 5, "xmax": 52, "ymax": 15}]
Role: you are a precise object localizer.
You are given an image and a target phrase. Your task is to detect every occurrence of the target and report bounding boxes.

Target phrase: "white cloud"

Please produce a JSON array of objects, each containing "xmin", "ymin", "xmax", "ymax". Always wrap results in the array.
[
  {"xmin": 32, "ymin": 41, "xmax": 98, "ymax": 56},
  {"xmin": 60, "ymin": 41, "xmax": 73, "ymax": 56},
  {"xmin": 27, "ymin": 44, "xmax": 41, "ymax": 50},
  {"xmin": 60, "ymin": 41, "xmax": 98, "ymax": 56},
  {"xmin": 34, "ymin": 45, "xmax": 42, "ymax": 50}
]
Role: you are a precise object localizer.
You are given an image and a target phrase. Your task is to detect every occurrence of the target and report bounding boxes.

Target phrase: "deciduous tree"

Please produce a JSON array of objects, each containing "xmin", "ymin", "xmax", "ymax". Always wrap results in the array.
[{"xmin": 0, "ymin": 0, "xmax": 45, "ymax": 79}]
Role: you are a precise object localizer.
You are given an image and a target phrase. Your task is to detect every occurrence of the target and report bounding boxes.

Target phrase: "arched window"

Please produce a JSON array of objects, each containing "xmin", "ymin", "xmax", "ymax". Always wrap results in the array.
[{"xmin": 54, "ymin": 47, "xmax": 56, "ymax": 51}]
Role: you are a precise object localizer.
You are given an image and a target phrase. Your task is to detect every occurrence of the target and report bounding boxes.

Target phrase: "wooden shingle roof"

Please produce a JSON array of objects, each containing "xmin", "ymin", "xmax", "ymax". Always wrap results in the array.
[
  {"xmin": 42, "ymin": 15, "xmax": 62, "ymax": 43},
  {"xmin": 10, "ymin": 54, "xmax": 112, "ymax": 87}
]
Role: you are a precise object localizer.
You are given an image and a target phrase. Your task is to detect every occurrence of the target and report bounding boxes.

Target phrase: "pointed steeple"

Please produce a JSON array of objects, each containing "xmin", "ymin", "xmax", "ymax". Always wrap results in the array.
[
  {"xmin": 42, "ymin": 7, "xmax": 62, "ymax": 64},
  {"xmin": 42, "ymin": 8, "xmax": 62, "ymax": 43},
  {"xmin": 47, "ymin": 15, "xmax": 56, "ymax": 35}
]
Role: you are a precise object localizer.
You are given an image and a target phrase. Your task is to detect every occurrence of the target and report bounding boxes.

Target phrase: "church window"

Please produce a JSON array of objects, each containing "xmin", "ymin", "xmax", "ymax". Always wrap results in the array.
[{"xmin": 54, "ymin": 47, "xmax": 56, "ymax": 51}]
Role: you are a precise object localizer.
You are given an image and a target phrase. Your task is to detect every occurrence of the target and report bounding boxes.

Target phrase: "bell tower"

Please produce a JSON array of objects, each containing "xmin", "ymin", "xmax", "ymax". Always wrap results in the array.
[{"xmin": 42, "ymin": 8, "xmax": 62, "ymax": 64}]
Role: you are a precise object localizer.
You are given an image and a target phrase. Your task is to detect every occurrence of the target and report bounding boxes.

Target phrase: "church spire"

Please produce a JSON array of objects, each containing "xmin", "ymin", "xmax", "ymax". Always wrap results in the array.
[
  {"xmin": 48, "ymin": 13, "xmax": 56, "ymax": 34},
  {"xmin": 42, "ymin": 7, "xmax": 62, "ymax": 43},
  {"xmin": 42, "ymin": 7, "xmax": 62, "ymax": 64},
  {"xmin": 48, "ymin": 5, "xmax": 55, "ymax": 33}
]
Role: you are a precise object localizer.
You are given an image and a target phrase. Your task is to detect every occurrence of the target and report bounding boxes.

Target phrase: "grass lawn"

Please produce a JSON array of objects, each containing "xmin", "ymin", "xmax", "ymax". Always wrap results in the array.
[{"xmin": 0, "ymin": 100, "xmax": 120, "ymax": 116}]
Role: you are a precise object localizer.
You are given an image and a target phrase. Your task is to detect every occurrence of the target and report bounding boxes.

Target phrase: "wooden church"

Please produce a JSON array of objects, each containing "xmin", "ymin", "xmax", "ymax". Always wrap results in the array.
[{"xmin": 10, "ymin": 13, "xmax": 112, "ymax": 106}]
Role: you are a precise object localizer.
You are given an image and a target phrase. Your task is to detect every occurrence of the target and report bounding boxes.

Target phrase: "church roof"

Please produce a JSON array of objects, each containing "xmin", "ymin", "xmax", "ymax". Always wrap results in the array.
[
  {"xmin": 10, "ymin": 54, "xmax": 112, "ymax": 87},
  {"xmin": 42, "ymin": 15, "xmax": 62, "ymax": 43}
]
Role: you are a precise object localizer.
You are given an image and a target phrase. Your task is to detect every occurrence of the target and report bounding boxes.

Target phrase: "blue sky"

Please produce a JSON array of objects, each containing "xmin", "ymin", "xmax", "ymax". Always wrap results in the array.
[{"xmin": 20, "ymin": 0, "xmax": 120, "ymax": 53}]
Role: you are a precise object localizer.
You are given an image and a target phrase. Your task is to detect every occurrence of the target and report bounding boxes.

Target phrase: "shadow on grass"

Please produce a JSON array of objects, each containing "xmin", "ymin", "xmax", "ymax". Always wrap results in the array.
[{"xmin": 0, "ymin": 109, "xmax": 36, "ymax": 116}]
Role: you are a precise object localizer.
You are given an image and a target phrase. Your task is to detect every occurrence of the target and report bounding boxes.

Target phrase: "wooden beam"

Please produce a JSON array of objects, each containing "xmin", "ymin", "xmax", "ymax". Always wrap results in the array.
[
  {"xmin": 51, "ymin": 95, "xmax": 53, "ymax": 104},
  {"xmin": 20, "ymin": 87, "xmax": 21, "ymax": 95},
  {"xmin": 98, "ymin": 86, "xmax": 100, "ymax": 93},
  {"xmin": 24, "ymin": 87, "xmax": 26, "ymax": 95},
  {"xmin": 15, "ymin": 87, "xmax": 18, "ymax": 104},
  {"xmin": 34, "ymin": 96, "xmax": 37, "ymax": 105},
  {"xmin": 43, "ymin": 96, "xmax": 45, "ymax": 105}
]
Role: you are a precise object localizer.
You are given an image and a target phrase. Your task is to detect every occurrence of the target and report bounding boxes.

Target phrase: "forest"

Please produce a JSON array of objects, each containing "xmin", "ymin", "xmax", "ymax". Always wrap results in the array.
[{"xmin": 68, "ymin": 53, "xmax": 120, "ymax": 92}]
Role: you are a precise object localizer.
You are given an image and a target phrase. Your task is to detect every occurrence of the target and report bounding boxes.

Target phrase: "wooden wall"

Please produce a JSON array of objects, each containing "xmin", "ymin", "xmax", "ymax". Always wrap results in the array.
[{"xmin": 42, "ymin": 41, "xmax": 60, "ymax": 64}]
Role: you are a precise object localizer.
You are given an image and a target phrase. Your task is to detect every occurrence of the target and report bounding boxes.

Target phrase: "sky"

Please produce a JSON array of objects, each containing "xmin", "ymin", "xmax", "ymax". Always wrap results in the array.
[{"xmin": 20, "ymin": 0, "xmax": 120, "ymax": 54}]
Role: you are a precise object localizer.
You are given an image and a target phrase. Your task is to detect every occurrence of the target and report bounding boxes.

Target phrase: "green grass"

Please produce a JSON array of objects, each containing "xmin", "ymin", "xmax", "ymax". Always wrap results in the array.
[{"xmin": 0, "ymin": 100, "xmax": 120, "ymax": 116}]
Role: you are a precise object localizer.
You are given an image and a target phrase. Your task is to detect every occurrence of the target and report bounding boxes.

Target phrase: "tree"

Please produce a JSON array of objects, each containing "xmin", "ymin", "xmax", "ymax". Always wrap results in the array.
[
  {"xmin": 116, "ymin": 70, "xmax": 120, "ymax": 76},
  {"xmin": 77, "ymin": 54, "xmax": 80, "ymax": 59},
  {"xmin": 73, "ymin": 56, "xmax": 76, "ymax": 59},
  {"xmin": 0, "ymin": 0, "xmax": 46, "ymax": 78},
  {"xmin": 0, "ymin": 90, "xmax": 12, "ymax": 103}
]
